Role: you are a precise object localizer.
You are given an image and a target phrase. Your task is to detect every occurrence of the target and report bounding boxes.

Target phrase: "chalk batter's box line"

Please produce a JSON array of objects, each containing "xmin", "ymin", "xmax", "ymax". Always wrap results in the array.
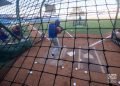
[{"xmin": 77, "ymin": 47, "xmax": 106, "ymax": 73}]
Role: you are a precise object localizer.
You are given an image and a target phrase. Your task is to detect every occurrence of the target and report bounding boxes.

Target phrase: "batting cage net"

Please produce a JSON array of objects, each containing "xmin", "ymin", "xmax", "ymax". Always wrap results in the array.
[{"xmin": 0, "ymin": 0, "xmax": 120, "ymax": 86}]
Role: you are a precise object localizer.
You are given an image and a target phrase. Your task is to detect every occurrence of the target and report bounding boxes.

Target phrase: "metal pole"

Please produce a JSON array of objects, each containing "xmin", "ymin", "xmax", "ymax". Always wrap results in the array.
[
  {"xmin": 16, "ymin": 0, "xmax": 23, "ymax": 37},
  {"xmin": 113, "ymin": 0, "xmax": 119, "ymax": 29},
  {"xmin": 39, "ymin": 0, "xmax": 46, "ymax": 38},
  {"xmin": 111, "ymin": 0, "xmax": 119, "ymax": 38}
]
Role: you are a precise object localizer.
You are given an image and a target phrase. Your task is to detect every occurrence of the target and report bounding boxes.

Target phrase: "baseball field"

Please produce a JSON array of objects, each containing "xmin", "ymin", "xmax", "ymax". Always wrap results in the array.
[{"xmin": 0, "ymin": 18, "xmax": 120, "ymax": 86}]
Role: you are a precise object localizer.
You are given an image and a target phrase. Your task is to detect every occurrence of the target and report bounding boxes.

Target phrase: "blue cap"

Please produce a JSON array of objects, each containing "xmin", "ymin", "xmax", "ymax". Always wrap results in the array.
[{"xmin": 55, "ymin": 19, "xmax": 60, "ymax": 26}]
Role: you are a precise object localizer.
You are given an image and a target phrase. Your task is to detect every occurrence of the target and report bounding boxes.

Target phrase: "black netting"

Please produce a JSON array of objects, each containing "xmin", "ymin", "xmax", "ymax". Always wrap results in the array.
[{"xmin": 0, "ymin": 0, "xmax": 120, "ymax": 86}]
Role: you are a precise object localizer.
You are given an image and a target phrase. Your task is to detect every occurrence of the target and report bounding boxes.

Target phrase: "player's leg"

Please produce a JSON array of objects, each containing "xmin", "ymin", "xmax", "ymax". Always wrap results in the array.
[
  {"xmin": 51, "ymin": 38, "xmax": 61, "ymax": 56},
  {"xmin": 50, "ymin": 38, "xmax": 56, "ymax": 56}
]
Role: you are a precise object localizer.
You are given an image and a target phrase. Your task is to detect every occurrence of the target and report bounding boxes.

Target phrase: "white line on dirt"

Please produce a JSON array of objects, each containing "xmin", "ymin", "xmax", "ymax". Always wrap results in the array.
[
  {"xmin": 94, "ymin": 47, "xmax": 106, "ymax": 73},
  {"xmin": 78, "ymin": 46, "xmax": 82, "ymax": 69},
  {"xmin": 65, "ymin": 31, "xmax": 74, "ymax": 39},
  {"xmin": 60, "ymin": 46, "xmax": 67, "ymax": 59},
  {"xmin": 89, "ymin": 32, "xmax": 119, "ymax": 47},
  {"xmin": 29, "ymin": 25, "xmax": 49, "ymax": 40},
  {"xmin": 59, "ymin": 46, "xmax": 67, "ymax": 66},
  {"xmin": 89, "ymin": 35, "xmax": 111, "ymax": 47},
  {"xmin": 29, "ymin": 25, "xmax": 42, "ymax": 34}
]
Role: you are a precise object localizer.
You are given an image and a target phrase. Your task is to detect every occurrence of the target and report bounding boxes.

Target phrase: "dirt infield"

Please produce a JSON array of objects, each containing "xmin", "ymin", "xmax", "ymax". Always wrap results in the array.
[{"xmin": 0, "ymin": 29, "xmax": 120, "ymax": 86}]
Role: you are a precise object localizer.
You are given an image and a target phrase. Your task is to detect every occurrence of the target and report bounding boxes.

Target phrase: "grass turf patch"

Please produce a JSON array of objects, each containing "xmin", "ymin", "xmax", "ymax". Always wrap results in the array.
[{"xmin": 31, "ymin": 19, "xmax": 120, "ymax": 35}]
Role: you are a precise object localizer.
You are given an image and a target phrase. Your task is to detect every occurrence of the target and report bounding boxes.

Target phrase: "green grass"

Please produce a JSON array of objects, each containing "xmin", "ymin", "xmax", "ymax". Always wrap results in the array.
[
  {"xmin": 116, "ymin": 19, "xmax": 120, "ymax": 28},
  {"xmin": 33, "ymin": 19, "xmax": 120, "ymax": 35}
]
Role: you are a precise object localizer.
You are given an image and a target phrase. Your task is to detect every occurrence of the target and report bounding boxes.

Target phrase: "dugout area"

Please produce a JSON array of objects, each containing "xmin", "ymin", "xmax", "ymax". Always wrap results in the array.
[{"xmin": 0, "ymin": 0, "xmax": 120, "ymax": 86}]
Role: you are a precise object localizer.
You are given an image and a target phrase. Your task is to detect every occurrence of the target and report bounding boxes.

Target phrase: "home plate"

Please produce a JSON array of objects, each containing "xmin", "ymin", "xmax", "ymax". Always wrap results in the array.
[{"xmin": 83, "ymin": 53, "xmax": 94, "ymax": 59}]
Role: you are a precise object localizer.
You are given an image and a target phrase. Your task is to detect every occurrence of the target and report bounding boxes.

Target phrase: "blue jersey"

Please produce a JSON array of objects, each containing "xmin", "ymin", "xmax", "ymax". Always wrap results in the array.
[
  {"xmin": 48, "ymin": 20, "xmax": 60, "ymax": 38},
  {"xmin": 48, "ymin": 23, "xmax": 57, "ymax": 38}
]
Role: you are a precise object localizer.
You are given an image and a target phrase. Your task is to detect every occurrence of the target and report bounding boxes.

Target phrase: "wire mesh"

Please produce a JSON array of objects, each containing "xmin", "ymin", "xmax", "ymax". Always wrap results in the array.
[{"xmin": 0, "ymin": 0, "xmax": 120, "ymax": 86}]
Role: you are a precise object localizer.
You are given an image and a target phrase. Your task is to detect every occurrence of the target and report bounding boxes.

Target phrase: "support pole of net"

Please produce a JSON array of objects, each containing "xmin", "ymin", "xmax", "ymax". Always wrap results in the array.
[{"xmin": 16, "ymin": 0, "xmax": 23, "ymax": 38}]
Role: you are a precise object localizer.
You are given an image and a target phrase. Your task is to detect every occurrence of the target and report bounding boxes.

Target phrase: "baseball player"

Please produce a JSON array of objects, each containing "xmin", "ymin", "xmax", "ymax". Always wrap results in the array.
[{"xmin": 48, "ymin": 19, "xmax": 63, "ymax": 57}]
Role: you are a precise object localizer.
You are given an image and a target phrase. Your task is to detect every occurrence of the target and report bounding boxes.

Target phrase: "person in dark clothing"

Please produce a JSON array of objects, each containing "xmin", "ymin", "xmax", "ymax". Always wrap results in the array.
[
  {"xmin": 12, "ymin": 25, "xmax": 22, "ymax": 39},
  {"xmin": 48, "ymin": 19, "xmax": 63, "ymax": 57}
]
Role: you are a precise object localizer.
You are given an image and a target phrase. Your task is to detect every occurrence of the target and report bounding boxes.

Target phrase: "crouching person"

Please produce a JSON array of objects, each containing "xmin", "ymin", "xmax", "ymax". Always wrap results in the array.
[{"xmin": 12, "ymin": 25, "xmax": 22, "ymax": 41}]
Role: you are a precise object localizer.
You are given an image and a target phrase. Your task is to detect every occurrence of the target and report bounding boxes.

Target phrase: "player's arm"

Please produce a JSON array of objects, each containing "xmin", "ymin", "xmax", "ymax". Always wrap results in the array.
[{"xmin": 59, "ymin": 26, "xmax": 66, "ymax": 31}]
